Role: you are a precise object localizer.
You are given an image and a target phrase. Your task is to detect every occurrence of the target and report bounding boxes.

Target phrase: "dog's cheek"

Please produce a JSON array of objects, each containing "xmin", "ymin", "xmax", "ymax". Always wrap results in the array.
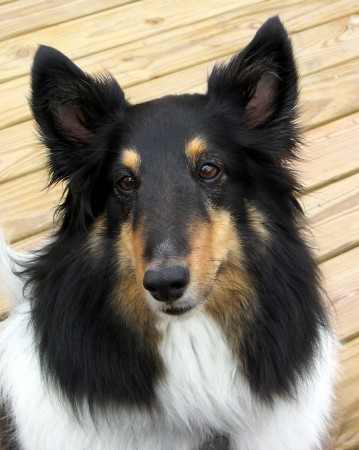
[
  {"xmin": 187, "ymin": 208, "xmax": 244, "ymax": 291},
  {"xmin": 188, "ymin": 208, "xmax": 257, "ymax": 349},
  {"xmin": 118, "ymin": 219, "xmax": 146, "ymax": 283},
  {"xmin": 113, "ymin": 219, "xmax": 159, "ymax": 335}
]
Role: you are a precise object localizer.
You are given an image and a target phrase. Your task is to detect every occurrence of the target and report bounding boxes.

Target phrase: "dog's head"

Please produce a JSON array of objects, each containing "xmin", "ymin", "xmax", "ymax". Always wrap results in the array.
[
  {"xmin": 31, "ymin": 17, "xmax": 298, "ymax": 321},
  {"xmin": 28, "ymin": 17, "xmax": 326, "ymax": 409}
]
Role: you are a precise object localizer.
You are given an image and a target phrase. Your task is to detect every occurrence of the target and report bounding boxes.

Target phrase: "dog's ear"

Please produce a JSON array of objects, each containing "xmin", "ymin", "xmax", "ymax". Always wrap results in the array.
[
  {"xmin": 31, "ymin": 46, "xmax": 128, "ymax": 183},
  {"xmin": 207, "ymin": 17, "xmax": 298, "ymax": 129}
]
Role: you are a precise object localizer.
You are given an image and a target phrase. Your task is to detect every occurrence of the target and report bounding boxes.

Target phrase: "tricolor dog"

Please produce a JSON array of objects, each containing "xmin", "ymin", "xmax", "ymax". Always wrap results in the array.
[{"xmin": 0, "ymin": 17, "xmax": 335, "ymax": 450}]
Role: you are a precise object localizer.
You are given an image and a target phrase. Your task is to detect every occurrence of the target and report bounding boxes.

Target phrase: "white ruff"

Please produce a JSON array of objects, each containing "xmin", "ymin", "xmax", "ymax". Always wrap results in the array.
[{"xmin": 0, "ymin": 302, "xmax": 336, "ymax": 450}]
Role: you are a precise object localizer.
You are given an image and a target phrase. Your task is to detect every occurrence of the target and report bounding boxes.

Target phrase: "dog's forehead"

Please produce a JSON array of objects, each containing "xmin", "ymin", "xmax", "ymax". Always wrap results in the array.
[{"xmin": 123, "ymin": 95, "xmax": 208, "ymax": 165}]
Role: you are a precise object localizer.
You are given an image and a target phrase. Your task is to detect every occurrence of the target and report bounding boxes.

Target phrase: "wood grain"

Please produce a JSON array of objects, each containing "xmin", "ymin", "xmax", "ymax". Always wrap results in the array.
[
  {"xmin": 0, "ymin": 122, "xmax": 43, "ymax": 183},
  {"xmin": 303, "ymin": 173, "xmax": 359, "ymax": 262},
  {"xmin": 323, "ymin": 246, "xmax": 359, "ymax": 342},
  {"xmin": 300, "ymin": 113, "xmax": 359, "ymax": 191},
  {"xmin": 332, "ymin": 337, "xmax": 359, "ymax": 450},
  {"xmin": 0, "ymin": 0, "xmax": 262, "ymax": 82},
  {"xmin": 0, "ymin": 0, "xmax": 133, "ymax": 40},
  {"xmin": 0, "ymin": 170, "xmax": 62, "ymax": 242},
  {"xmin": 293, "ymin": 14, "xmax": 359, "ymax": 76},
  {"xmin": 300, "ymin": 58, "xmax": 359, "ymax": 129},
  {"xmin": 2, "ymin": 1, "xmax": 358, "ymax": 84}
]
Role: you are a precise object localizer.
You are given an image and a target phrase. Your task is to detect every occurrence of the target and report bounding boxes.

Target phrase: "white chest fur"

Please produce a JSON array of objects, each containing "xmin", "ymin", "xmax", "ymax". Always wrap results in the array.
[
  {"xmin": 155, "ymin": 313, "xmax": 250, "ymax": 435},
  {"xmin": 0, "ymin": 303, "xmax": 335, "ymax": 450}
]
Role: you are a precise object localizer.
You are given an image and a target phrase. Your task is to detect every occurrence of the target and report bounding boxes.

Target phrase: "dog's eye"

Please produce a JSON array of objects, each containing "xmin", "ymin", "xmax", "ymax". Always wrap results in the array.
[
  {"xmin": 116, "ymin": 175, "xmax": 137, "ymax": 192},
  {"xmin": 198, "ymin": 163, "xmax": 221, "ymax": 181}
]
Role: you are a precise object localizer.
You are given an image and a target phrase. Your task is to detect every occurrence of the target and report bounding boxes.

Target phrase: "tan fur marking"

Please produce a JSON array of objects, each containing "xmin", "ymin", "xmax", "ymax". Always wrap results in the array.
[
  {"xmin": 246, "ymin": 202, "xmax": 270, "ymax": 243},
  {"xmin": 121, "ymin": 148, "xmax": 141, "ymax": 174},
  {"xmin": 185, "ymin": 136, "xmax": 207, "ymax": 163},
  {"xmin": 116, "ymin": 220, "xmax": 159, "ymax": 341},
  {"xmin": 88, "ymin": 215, "xmax": 106, "ymax": 256},
  {"xmin": 188, "ymin": 209, "xmax": 255, "ymax": 344}
]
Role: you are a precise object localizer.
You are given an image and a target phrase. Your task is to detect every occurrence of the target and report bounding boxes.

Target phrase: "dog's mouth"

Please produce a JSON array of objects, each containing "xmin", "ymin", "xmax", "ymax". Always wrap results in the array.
[{"xmin": 160, "ymin": 304, "xmax": 194, "ymax": 316}]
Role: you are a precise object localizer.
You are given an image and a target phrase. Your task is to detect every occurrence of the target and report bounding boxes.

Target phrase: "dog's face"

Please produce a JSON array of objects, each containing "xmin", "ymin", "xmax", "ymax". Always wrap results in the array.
[
  {"xmin": 113, "ymin": 100, "xmax": 245, "ymax": 318},
  {"xmin": 31, "ymin": 17, "xmax": 298, "ymax": 324},
  {"xmin": 28, "ymin": 17, "xmax": 327, "ymax": 409}
]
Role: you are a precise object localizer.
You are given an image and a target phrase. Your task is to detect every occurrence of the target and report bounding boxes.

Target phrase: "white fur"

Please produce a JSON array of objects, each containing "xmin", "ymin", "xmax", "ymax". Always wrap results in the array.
[{"xmin": 0, "ymin": 246, "xmax": 336, "ymax": 449}]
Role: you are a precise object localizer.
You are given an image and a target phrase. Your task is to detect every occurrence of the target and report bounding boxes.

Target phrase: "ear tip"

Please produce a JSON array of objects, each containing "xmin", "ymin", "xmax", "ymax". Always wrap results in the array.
[
  {"xmin": 31, "ymin": 45, "xmax": 86, "ymax": 92},
  {"xmin": 33, "ymin": 45, "xmax": 64, "ymax": 68},
  {"xmin": 260, "ymin": 16, "xmax": 288, "ymax": 35},
  {"xmin": 255, "ymin": 17, "xmax": 292, "ymax": 51}
]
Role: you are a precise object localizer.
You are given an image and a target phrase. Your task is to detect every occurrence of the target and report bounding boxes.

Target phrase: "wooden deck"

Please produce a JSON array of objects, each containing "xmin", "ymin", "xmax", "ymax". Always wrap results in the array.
[{"xmin": 0, "ymin": 0, "xmax": 358, "ymax": 447}]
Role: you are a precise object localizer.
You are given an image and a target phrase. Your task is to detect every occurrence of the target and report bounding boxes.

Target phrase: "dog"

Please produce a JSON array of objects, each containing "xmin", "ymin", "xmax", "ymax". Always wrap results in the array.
[{"xmin": 0, "ymin": 17, "xmax": 336, "ymax": 449}]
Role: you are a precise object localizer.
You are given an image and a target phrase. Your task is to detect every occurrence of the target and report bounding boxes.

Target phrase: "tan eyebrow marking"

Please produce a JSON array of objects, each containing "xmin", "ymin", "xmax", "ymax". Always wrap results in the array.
[
  {"xmin": 185, "ymin": 136, "xmax": 207, "ymax": 163},
  {"xmin": 120, "ymin": 148, "xmax": 141, "ymax": 174}
]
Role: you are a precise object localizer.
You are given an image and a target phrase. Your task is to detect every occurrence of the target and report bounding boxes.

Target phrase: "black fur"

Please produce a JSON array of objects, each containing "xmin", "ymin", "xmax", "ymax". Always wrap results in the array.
[{"xmin": 23, "ymin": 16, "xmax": 328, "ymax": 415}]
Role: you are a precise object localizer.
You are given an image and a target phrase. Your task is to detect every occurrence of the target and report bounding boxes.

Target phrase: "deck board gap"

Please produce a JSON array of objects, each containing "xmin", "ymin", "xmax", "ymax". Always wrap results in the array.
[
  {"xmin": 304, "ymin": 168, "xmax": 359, "ymax": 195},
  {"xmin": 317, "ymin": 243, "xmax": 359, "ymax": 266}
]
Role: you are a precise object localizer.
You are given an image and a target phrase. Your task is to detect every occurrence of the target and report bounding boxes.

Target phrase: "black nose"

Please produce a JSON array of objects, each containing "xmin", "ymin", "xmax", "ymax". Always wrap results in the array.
[{"xmin": 143, "ymin": 265, "xmax": 190, "ymax": 302}]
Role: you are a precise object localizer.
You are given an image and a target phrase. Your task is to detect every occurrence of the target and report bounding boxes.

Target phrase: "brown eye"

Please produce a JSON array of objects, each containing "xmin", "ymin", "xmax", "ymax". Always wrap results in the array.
[
  {"xmin": 198, "ymin": 163, "xmax": 221, "ymax": 181},
  {"xmin": 117, "ymin": 175, "xmax": 137, "ymax": 192}
]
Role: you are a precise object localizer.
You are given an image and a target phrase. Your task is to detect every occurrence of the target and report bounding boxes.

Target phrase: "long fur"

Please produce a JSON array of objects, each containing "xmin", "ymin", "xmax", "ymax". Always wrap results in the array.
[{"xmin": 0, "ymin": 17, "xmax": 336, "ymax": 449}]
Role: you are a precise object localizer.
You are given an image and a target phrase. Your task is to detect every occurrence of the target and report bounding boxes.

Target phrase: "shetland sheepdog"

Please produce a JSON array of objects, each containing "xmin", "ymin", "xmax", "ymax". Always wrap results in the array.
[{"xmin": 0, "ymin": 17, "xmax": 336, "ymax": 450}]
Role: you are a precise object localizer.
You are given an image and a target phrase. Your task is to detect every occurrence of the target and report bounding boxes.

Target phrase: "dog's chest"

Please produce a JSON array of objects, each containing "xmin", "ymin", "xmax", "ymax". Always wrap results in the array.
[
  {"xmin": 0, "ymin": 306, "xmax": 248, "ymax": 449},
  {"xmin": 155, "ymin": 313, "xmax": 246, "ymax": 432}
]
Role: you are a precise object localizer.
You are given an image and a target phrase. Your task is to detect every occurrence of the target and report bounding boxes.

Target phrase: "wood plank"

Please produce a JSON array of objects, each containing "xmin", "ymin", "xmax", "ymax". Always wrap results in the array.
[
  {"xmin": 332, "ymin": 337, "xmax": 359, "ymax": 450},
  {"xmin": 32, "ymin": 11, "xmax": 351, "ymax": 117},
  {"xmin": 300, "ymin": 113, "xmax": 359, "ymax": 191},
  {"xmin": 303, "ymin": 173, "xmax": 359, "ymax": 262},
  {"xmin": 0, "ymin": 170, "xmax": 62, "ymax": 242},
  {"xmin": 300, "ymin": 58, "xmax": 359, "ymax": 129},
  {"xmin": 0, "ymin": 76, "xmax": 29, "ymax": 129},
  {"xmin": 0, "ymin": 0, "xmax": 262, "ymax": 82},
  {"xmin": 292, "ymin": 14, "xmax": 359, "ymax": 76},
  {"xmin": 66, "ymin": 13, "xmax": 359, "ymax": 91},
  {"xmin": 2, "ymin": 1, "xmax": 357, "ymax": 84},
  {"xmin": 322, "ymin": 246, "xmax": 359, "ymax": 342},
  {"xmin": 0, "ymin": 122, "xmax": 43, "ymax": 183},
  {"xmin": 0, "ymin": 0, "xmax": 134, "ymax": 41}
]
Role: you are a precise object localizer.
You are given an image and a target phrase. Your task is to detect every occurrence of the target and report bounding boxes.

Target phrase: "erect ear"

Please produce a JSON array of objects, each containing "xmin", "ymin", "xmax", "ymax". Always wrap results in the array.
[
  {"xmin": 31, "ymin": 45, "xmax": 128, "ymax": 183},
  {"xmin": 207, "ymin": 17, "xmax": 298, "ymax": 129}
]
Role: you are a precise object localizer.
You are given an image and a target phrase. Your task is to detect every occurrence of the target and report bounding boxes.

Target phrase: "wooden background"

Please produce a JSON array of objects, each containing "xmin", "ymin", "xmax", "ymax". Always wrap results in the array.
[{"xmin": 0, "ymin": 0, "xmax": 358, "ymax": 448}]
